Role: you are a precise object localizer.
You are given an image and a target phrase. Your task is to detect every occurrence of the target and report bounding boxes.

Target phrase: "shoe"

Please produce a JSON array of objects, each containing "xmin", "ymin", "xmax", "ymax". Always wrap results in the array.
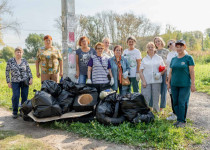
[
  {"xmin": 176, "ymin": 122, "xmax": 186, "ymax": 128},
  {"xmin": 167, "ymin": 113, "xmax": 177, "ymax": 121},
  {"xmin": 12, "ymin": 114, "xmax": 18, "ymax": 119},
  {"xmin": 173, "ymin": 121, "xmax": 179, "ymax": 126}
]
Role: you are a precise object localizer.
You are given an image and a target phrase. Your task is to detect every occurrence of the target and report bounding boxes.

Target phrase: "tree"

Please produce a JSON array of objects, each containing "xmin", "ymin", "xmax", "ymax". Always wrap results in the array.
[
  {"xmin": 2, "ymin": 46, "xmax": 14, "ymax": 61},
  {"xmin": 0, "ymin": 0, "xmax": 20, "ymax": 45},
  {"xmin": 24, "ymin": 33, "xmax": 44, "ymax": 59}
]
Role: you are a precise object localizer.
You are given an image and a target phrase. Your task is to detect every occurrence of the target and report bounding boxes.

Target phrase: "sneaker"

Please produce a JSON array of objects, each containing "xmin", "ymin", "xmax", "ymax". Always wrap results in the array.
[
  {"xmin": 173, "ymin": 121, "xmax": 179, "ymax": 126},
  {"xmin": 167, "ymin": 113, "xmax": 177, "ymax": 121},
  {"xmin": 176, "ymin": 122, "xmax": 186, "ymax": 128},
  {"xmin": 12, "ymin": 114, "xmax": 18, "ymax": 119}
]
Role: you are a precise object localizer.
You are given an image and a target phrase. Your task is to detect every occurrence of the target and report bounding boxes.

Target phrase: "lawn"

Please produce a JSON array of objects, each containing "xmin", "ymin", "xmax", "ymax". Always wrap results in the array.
[{"xmin": 0, "ymin": 52, "xmax": 209, "ymax": 149}]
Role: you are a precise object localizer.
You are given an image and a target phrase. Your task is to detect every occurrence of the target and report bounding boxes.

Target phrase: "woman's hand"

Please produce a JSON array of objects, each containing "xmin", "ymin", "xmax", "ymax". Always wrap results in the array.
[
  {"xmin": 36, "ymin": 72, "xmax": 40, "ymax": 78},
  {"xmin": 8, "ymin": 83, "xmax": 12, "ymax": 88},
  {"xmin": 167, "ymin": 83, "xmax": 171, "ymax": 91},
  {"xmin": 59, "ymin": 72, "xmax": 63, "ymax": 77},
  {"xmin": 142, "ymin": 81, "xmax": 147, "ymax": 88},
  {"xmin": 75, "ymin": 71, "xmax": 79, "ymax": 79},
  {"xmin": 29, "ymin": 78, "xmax": 33, "ymax": 85},
  {"xmin": 191, "ymin": 84, "xmax": 196, "ymax": 92}
]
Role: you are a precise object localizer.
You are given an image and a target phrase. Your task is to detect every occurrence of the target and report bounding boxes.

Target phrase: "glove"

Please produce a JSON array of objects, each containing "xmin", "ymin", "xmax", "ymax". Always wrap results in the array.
[
  {"xmin": 123, "ymin": 71, "xmax": 128, "ymax": 78},
  {"xmin": 86, "ymin": 79, "xmax": 92, "ymax": 84},
  {"xmin": 154, "ymin": 72, "xmax": 161, "ymax": 80},
  {"xmin": 110, "ymin": 77, "xmax": 114, "ymax": 86},
  {"xmin": 136, "ymin": 73, "xmax": 140, "ymax": 81}
]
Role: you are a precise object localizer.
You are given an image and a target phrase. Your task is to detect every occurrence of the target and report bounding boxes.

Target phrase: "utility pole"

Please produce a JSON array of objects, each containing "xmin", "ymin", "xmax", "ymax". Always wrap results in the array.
[{"xmin": 61, "ymin": 0, "xmax": 77, "ymax": 82}]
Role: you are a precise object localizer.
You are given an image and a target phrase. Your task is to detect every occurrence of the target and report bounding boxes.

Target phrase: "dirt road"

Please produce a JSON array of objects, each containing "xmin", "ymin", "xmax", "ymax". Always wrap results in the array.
[{"xmin": 0, "ymin": 92, "xmax": 209, "ymax": 150}]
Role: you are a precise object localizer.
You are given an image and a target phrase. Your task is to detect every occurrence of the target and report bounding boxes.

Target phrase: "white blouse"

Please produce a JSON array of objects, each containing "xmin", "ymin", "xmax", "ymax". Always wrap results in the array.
[{"xmin": 140, "ymin": 54, "xmax": 165, "ymax": 84}]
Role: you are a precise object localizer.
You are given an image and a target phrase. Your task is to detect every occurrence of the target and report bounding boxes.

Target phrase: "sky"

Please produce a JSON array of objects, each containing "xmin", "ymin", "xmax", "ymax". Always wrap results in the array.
[{"xmin": 1, "ymin": 0, "xmax": 210, "ymax": 49}]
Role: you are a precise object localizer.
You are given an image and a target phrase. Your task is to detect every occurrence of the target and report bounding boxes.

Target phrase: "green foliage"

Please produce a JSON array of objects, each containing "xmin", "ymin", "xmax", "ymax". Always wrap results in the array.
[
  {"xmin": 1, "ymin": 46, "xmax": 14, "ymax": 61},
  {"xmin": 24, "ymin": 33, "xmax": 45, "ymax": 59}
]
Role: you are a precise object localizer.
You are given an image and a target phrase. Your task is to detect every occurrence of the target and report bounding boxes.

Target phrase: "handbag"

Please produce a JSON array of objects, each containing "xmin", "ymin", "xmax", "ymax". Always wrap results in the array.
[
  {"xmin": 121, "ymin": 77, "xmax": 130, "ymax": 86},
  {"xmin": 22, "ymin": 78, "xmax": 30, "ymax": 87}
]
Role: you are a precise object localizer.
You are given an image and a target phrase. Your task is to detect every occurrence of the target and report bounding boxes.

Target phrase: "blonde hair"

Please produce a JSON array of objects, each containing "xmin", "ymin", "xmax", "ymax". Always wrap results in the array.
[
  {"xmin": 154, "ymin": 37, "xmax": 165, "ymax": 48},
  {"xmin": 102, "ymin": 37, "xmax": 110, "ymax": 43},
  {"xmin": 146, "ymin": 42, "xmax": 156, "ymax": 54},
  {"xmin": 95, "ymin": 42, "xmax": 104, "ymax": 50}
]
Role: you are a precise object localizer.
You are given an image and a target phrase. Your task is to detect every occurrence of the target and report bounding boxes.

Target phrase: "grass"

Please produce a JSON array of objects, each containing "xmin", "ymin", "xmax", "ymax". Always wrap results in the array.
[
  {"xmin": 0, "ymin": 130, "xmax": 54, "ymax": 150},
  {"xmin": 0, "ymin": 51, "xmax": 209, "ymax": 149}
]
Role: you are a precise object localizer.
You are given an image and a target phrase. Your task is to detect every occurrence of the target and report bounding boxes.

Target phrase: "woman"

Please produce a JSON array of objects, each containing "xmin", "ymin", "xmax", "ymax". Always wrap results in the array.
[
  {"xmin": 154, "ymin": 37, "xmax": 169, "ymax": 111},
  {"xmin": 168, "ymin": 40, "xmax": 195, "ymax": 128},
  {"xmin": 140, "ymin": 42, "xmax": 165, "ymax": 112},
  {"xmin": 36, "ymin": 35, "xmax": 63, "ymax": 83},
  {"xmin": 102, "ymin": 37, "xmax": 114, "ymax": 59},
  {"xmin": 110, "ymin": 45, "xmax": 130, "ymax": 96},
  {"xmin": 6, "ymin": 47, "xmax": 33, "ymax": 119},
  {"xmin": 86, "ymin": 42, "xmax": 114, "ymax": 87},
  {"xmin": 122, "ymin": 36, "xmax": 141, "ymax": 93},
  {"xmin": 76, "ymin": 36, "xmax": 96, "ymax": 84}
]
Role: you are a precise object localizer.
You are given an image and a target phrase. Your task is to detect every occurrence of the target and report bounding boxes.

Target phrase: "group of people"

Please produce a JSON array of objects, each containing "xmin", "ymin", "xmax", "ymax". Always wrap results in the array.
[{"xmin": 6, "ymin": 34, "xmax": 196, "ymax": 128}]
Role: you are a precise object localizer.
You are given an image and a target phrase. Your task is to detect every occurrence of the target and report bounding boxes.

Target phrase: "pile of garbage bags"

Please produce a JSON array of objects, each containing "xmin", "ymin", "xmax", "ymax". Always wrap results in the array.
[
  {"xmin": 20, "ymin": 77, "xmax": 98, "ymax": 118},
  {"xmin": 20, "ymin": 77, "xmax": 154, "ymax": 124}
]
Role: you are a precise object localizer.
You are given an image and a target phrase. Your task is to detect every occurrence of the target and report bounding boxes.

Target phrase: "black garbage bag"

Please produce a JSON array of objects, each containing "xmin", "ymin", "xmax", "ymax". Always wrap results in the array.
[
  {"xmin": 41, "ymin": 80, "xmax": 62, "ymax": 97},
  {"xmin": 96, "ymin": 95, "xmax": 125, "ymax": 125},
  {"xmin": 20, "ymin": 100, "xmax": 33, "ymax": 115},
  {"xmin": 78, "ymin": 86, "xmax": 97, "ymax": 94},
  {"xmin": 62, "ymin": 77, "xmax": 85, "ymax": 94},
  {"xmin": 133, "ymin": 111, "xmax": 155, "ymax": 124},
  {"xmin": 33, "ymin": 104, "xmax": 62, "ymax": 118},
  {"xmin": 120, "ymin": 93, "xmax": 150, "ymax": 121},
  {"xmin": 57, "ymin": 90, "xmax": 74, "ymax": 113},
  {"xmin": 31, "ymin": 91, "xmax": 57, "ymax": 108}
]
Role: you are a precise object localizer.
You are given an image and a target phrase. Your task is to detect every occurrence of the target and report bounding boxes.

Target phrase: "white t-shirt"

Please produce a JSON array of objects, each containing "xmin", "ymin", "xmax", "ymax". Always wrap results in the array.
[
  {"xmin": 122, "ymin": 48, "xmax": 142, "ymax": 77},
  {"xmin": 140, "ymin": 54, "xmax": 165, "ymax": 84},
  {"xmin": 166, "ymin": 50, "xmax": 188, "ymax": 77}
]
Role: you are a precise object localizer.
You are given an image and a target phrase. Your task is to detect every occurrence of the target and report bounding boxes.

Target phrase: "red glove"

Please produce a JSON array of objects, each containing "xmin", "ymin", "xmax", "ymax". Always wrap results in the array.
[{"xmin": 159, "ymin": 65, "xmax": 165, "ymax": 72}]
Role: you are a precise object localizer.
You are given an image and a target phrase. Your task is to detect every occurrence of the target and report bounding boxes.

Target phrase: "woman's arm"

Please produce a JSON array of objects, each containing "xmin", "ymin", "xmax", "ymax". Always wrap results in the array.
[
  {"xmin": 75, "ymin": 55, "xmax": 79, "ymax": 79},
  {"xmin": 108, "ymin": 69, "xmax": 113, "ymax": 78},
  {"xmin": 5, "ymin": 60, "xmax": 12, "ymax": 88},
  {"xmin": 136, "ymin": 59, "xmax": 141, "ymax": 73},
  {"xmin": 167, "ymin": 68, "xmax": 172, "ymax": 91},
  {"xmin": 35, "ymin": 60, "xmax": 40, "ymax": 78},
  {"xmin": 59, "ymin": 60, "xmax": 63, "ymax": 77},
  {"xmin": 189, "ymin": 66, "xmax": 196, "ymax": 92},
  {"xmin": 87, "ymin": 66, "xmax": 92, "ymax": 79},
  {"xmin": 140, "ymin": 69, "xmax": 146, "ymax": 88},
  {"xmin": 26, "ymin": 60, "xmax": 33, "ymax": 85}
]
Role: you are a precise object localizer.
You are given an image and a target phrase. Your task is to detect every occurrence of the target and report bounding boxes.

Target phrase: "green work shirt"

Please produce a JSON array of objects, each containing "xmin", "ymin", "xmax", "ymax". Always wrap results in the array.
[{"xmin": 170, "ymin": 55, "xmax": 195, "ymax": 87}]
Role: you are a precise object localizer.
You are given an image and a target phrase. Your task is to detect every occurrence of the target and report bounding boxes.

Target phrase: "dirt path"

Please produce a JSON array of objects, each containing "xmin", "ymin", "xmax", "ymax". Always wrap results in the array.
[{"xmin": 0, "ymin": 92, "xmax": 210, "ymax": 150}]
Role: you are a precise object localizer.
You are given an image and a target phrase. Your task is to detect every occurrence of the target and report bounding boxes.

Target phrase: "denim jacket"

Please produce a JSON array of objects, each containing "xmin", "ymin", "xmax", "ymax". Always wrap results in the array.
[{"xmin": 109, "ymin": 56, "xmax": 130, "ymax": 91}]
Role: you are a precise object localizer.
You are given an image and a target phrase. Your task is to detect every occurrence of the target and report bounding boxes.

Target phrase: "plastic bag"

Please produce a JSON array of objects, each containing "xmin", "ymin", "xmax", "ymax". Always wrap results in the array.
[
  {"xmin": 120, "ymin": 93, "xmax": 150, "ymax": 121},
  {"xmin": 133, "ymin": 111, "xmax": 155, "ymax": 124},
  {"xmin": 41, "ymin": 80, "xmax": 62, "ymax": 97},
  {"xmin": 31, "ymin": 91, "xmax": 57, "ymax": 108},
  {"xmin": 20, "ymin": 100, "xmax": 32, "ymax": 115},
  {"xmin": 33, "ymin": 104, "xmax": 62, "ymax": 118},
  {"xmin": 57, "ymin": 90, "xmax": 74, "ymax": 113}
]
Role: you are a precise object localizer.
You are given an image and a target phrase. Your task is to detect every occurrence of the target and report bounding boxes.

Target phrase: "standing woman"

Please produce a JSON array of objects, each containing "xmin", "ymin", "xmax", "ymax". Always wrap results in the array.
[
  {"xmin": 154, "ymin": 37, "xmax": 169, "ymax": 111},
  {"xmin": 86, "ymin": 42, "xmax": 114, "ymax": 87},
  {"xmin": 122, "ymin": 36, "xmax": 142, "ymax": 92},
  {"xmin": 6, "ymin": 47, "xmax": 33, "ymax": 118},
  {"xmin": 140, "ymin": 42, "xmax": 165, "ymax": 112},
  {"xmin": 76, "ymin": 36, "xmax": 96, "ymax": 84},
  {"xmin": 36, "ymin": 35, "xmax": 63, "ymax": 83},
  {"xmin": 110, "ymin": 45, "xmax": 130, "ymax": 96},
  {"xmin": 102, "ymin": 37, "xmax": 114, "ymax": 59},
  {"xmin": 168, "ymin": 40, "xmax": 195, "ymax": 127}
]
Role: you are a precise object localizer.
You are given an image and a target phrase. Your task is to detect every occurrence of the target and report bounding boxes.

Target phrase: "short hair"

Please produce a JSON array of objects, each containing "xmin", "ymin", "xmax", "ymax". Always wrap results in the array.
[
  {"xmin": 127, "ymin": 36, "xmax": 136, "ymax": 43},
  {"xmin": 154, "ymin": 37, "xmax": 165, "ymax": 48},
  {"xmin": 113, "ymin": 45, "xmax": 123, "ymax": 53},
  {"xmin": 15, "ymin": 46, "xmax": 23, "ymax": 52},
  {"xmin": 78, "ymin": 36, "xmax": 90, "ymax": 46},
  {"xmin": 95, "ymin": 42, "xmax": 104, "ymax": 50},
  {"xmin": 146, "ymin": 42, "xmax": 156, "ymax": 54},
  {"xmin": 167, "ymin": 39, "xmax": 176, "ymax": 48},
  {"xmin": 44, "ymin": 35, "xmax": 52, "ymax": 41},
  {"xmin": 102, "ymin": 37, "xmax": 110, "ymax": 43}
]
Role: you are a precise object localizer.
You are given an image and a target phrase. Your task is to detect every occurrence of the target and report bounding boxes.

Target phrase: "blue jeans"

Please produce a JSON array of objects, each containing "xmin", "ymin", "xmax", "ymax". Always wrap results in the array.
[
  {"xmin": 78, "ymin": 74, "xmax": 87, "ymax": 84},
  {"xmin": 11, "ymin": 82, "xmax": 29, "ymax": 115},
  {"xmin": 160, "ymin": 72, "xmax": 167, "ymax": 108}
]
